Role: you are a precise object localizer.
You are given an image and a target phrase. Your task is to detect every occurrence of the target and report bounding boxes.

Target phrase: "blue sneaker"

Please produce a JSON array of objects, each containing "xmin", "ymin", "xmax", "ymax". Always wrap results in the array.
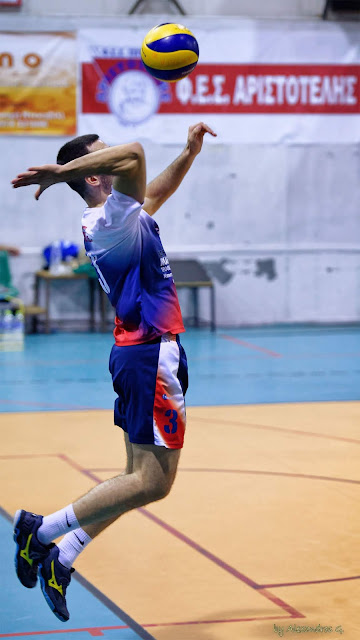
[
  {"xmin": 13, "ymin": 509, "xmax": 50, "ymax": 589},
  {"xmin": 39, "ymin": 545, "xmax": 74, "ymax": 622}
]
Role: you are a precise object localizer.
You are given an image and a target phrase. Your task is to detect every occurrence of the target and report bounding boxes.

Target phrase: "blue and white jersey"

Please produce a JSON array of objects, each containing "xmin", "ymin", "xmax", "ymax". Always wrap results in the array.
[{"xmin": 82, "ymin": 188, "xmax": 185, "ymax": 345}]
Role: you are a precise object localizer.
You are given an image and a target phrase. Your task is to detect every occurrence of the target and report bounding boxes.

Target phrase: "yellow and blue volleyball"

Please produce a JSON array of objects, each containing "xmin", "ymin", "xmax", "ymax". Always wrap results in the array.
[{"xmin": 141, "ymin": 23, "xmax": 199, "ymax": 83}]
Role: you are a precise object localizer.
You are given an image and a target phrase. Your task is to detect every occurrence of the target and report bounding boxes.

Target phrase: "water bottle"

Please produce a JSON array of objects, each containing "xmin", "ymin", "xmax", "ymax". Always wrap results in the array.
[
  {"xmin": 12, "ymin": 309, "xmax": 24, "ymax": 350},
  {"xmin": 1, "ymin": 309, "xmax": 13, "ymax": 350},
  {"xmin": 49, "ymin": 241, "xmax": 62, "ymax": 274},
  {"xmin": 0, "ymin": 310, "xmax": 4, "ymax": 350},
  {"xmin": 0, "ymin": 308, "xmax": 24, "ymax": 351},
  {"xmin": 3, "ymin": 309, "xmax": 13, "ymax": 333}
]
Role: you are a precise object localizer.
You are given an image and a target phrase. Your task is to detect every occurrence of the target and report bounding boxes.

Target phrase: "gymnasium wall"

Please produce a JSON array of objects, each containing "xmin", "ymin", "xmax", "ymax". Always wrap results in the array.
[
  {"xmin": 1, "ymin": 12, "xmax": 360, "ymax": 327},
  {"xmin": 1, "ymin": 0, "xmax": 325, "ymax": 20}
]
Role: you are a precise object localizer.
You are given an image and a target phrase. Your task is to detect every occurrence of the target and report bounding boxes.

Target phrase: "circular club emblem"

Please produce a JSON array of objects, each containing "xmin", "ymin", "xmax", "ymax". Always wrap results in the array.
[{"xmin": 107, "ymin": 69, "xmax": 160, "ymax": 126}]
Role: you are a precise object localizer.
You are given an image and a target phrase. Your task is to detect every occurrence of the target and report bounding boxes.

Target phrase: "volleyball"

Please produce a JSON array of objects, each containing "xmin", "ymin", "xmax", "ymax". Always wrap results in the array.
[{"xmin": 141, "ymin": 23, "xmax": 199, "ymax": 83}]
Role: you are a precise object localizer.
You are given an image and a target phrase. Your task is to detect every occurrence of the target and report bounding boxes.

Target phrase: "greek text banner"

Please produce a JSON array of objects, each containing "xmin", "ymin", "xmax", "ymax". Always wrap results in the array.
[
  {"xmin": 79, "ymin": 24, "xmax": 360, "ymax": 144},
  {"xmin": 0, "ymin": 32, "xmax": 77, "ymax": 136}
]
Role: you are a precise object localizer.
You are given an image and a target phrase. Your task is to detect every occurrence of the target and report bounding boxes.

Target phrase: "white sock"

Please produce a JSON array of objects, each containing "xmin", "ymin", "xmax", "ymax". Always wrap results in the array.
[
  {"xmin": 37, "ymin": 504, "xmax": 80, "ymax": 545},
  {"xmin": 57, "ymin": 528, "xmax": 92, "ymax": 569}
]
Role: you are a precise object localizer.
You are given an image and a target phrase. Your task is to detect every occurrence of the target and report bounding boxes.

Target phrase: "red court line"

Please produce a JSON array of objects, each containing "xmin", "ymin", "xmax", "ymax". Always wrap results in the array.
[
  {"xmin": 0, "ymin": 615, "xmax": 296, "ymax": 637},
  {"xmin": 2, "ymin": 452, "xmax": 308, "ymax": 624},
  {"xmin": 4, "ymin": 453, "xmax": 359, "ymax": 487},
  {"xmin": 61, "ymin": 453, "xmax": 301, "ymax": 617},
  {"xmin": 144, "ymin": 614, "xmax": 294, "ymax": 627},
  {"xmin": 281, "ymin": 352, "xmax": 360, "ymax": 359},
  {"xmin": 58, "ymin": 454, "xmax": 101, "ymax": 484},
  {"xmin": 86, "ymin": 466, "xmax": 360, "ymax": 486},
  {"xmin": 220, "ymin": 333, "xmax": 282, "ymax": 358},
  {"xmin": 137, "ymin": 506, "xmax": 303, "ymax": 619},
  {"xmin": 258, "ymin": 575, "xmax": 360, "ymax": 589},
  {"xmin": 0, "ymin": 629, "xmax": 115, "ymax": 638},
  {"xmin": 195, "ymin": 416, "xmax": 360, "ymax": 445},
  {"xmin": 0, "ymin": 629, "xmax": 124, "ymax": 638},
  {"xmin": 9, "ymin": 451, "xmax": 360, "ymax": 620},
  {"xmin": 60, "ymin": 456, "xmax": 303, "ymax": 620},
  {"xmin": 5, "ymin": 453, "xmax": 357, "ymax": 616},
  {"xmin": 179, "ymin": 468, "xmax": 360, "ymax": 485}
]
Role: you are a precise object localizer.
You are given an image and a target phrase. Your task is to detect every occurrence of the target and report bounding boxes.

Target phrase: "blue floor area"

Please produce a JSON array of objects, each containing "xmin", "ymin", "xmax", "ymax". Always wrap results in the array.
[
  {"xmin": 0, "ymin": 326, "xmax": 359, "ymax": 412},
  {"xmin": 0, "ymin": 509, "xmax": 154, "ymax": 639}
]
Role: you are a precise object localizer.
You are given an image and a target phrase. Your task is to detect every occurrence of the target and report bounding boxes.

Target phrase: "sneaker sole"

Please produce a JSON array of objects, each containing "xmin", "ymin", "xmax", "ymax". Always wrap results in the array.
[
  {"xmin": 38, "ymin": 563, "xmax": 68, "ymax": 623},
  {"xmin": 13, "ymin": 509, "xmax": 37, "ymax": 589}
]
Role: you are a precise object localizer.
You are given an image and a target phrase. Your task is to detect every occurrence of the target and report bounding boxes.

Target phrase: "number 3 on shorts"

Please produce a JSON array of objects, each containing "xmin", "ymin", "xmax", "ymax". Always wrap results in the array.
[{"xmin": 164, "ymin": 409, "xmax": 178, "ymax": 434}]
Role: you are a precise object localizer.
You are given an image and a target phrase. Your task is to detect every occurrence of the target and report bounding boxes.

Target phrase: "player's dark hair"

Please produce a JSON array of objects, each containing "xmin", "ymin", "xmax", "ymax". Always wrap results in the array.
[{"xmin": 57, "ymin": 134, "xmax": 99, "ymax": 199}]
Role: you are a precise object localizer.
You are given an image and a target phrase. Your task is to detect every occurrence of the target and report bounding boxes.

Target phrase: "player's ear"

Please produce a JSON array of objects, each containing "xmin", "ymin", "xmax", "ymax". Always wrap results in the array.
[{"xmin": 85, "ymin": 176, "xmax": 100, "ymax": 186}]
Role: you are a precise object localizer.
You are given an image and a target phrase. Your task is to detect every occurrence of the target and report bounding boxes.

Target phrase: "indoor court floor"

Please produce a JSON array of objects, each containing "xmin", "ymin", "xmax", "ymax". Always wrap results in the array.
[{"xmin": 0, "ymin": 325, "xmax": 359, "ymax": 640}]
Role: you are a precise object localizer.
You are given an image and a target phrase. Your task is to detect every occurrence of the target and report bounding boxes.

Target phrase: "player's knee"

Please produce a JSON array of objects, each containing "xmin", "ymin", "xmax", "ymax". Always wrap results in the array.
[{"xmin": 145, "ymin": 474, "xmax": 173, "ymax": 503}]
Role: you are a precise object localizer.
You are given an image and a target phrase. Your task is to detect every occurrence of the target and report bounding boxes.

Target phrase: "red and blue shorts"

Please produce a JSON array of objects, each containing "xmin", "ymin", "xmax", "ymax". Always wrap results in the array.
[{"xmin": 109, "ymin": 333, "xmax": 188, "ymax": 449}]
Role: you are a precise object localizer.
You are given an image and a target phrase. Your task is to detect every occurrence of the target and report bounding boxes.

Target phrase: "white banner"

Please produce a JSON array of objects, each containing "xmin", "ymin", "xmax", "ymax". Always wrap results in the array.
[
  {"xmin": 79, "ymin": 21, "xmax": 360, "ymax": 144},
  {"xmin": 0, "ymin": 32, "xmax": 77, "ymax": 136}
]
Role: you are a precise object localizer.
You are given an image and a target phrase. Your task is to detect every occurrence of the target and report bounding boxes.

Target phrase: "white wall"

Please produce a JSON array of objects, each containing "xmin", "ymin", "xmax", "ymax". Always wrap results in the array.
[
  {"xmin": 2, "ymin": 0, "xmax": 326, "ymax": 19},
  {"xmin": 3, "ymin": 135, "xmax": 360, "ymax": 326}
]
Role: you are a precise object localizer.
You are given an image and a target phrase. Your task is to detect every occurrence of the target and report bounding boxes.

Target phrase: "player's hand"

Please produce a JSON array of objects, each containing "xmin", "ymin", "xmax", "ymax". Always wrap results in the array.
[
  {"xmin": 186, "ymin": 122, "xmax": 217, "ymax": 156},
  {"xmin": 7, "ymin": 246, "xmax": 21, "ymax": 256},
  {"xmin": 0, "ymin": 245, "xmax": 20, "ymax": 256},
  {"xmin": 11, "ymin": 164, "xmax": 62, "ymax": 200}
]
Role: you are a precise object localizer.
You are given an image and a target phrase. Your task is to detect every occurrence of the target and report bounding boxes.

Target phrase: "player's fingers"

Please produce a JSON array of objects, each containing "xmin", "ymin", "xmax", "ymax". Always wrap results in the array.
[
  {"xmin": 12, "ymin": 178, "xmax": 34, "ymax": 188},
  {"xmin": 21, "ymin": 170, "xmax": 38, "ymax": 177},
  {"xmin": 189, "ymin": 121, "xmax": 208, "ymax": 134},
  {"xmin": 187, "ymin": 125, "xmax": 198, "ymax": 138},
  {"xmin": 205, "ymin": 126, "xmax": 217, "ymax": 137},
  {"xmin": 191, "ymin": 123, "xmax": 206, "ymax": 137},
  {"xmin": 35, "ymin": 184, "xmax": 48, "ymax": 200},
  {"xmin": 12, "ymin": 179, "xmax": 29, "ymax": 187},
  {"xmin": 198, "ymin": 122, "xmax": 217, "ymax": 136},
  {"xmin": 191, "ymin": 124, "xmax": 217, "ymax": 140},
  {"xmin": 11, "ymin": 173, "xmax": 33, "ymax": 183},
  {"xmin": 11, "ymin": 172, "xmax": 39, "ymax": 187}
]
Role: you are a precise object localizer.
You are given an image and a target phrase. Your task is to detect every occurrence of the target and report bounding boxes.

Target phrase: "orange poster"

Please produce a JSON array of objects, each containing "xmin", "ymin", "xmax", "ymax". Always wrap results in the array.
[{"xmin": 0, "ymin": 32, "xmax": 76, "ymax": 135}]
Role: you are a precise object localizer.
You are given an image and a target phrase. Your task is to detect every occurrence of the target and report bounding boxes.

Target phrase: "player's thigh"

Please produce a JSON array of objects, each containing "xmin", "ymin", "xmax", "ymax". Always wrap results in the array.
[
  {"xmin": 131, "ymin": 442, "xmax": 181, "ymax": 492},
  {"xmin": 123, "ymin": 432, "xmax": 133, "ymax": 474}
]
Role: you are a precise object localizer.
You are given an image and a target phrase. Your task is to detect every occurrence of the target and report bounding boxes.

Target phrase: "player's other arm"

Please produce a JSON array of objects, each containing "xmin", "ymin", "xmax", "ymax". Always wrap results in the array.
[
  {"xmin": 0, "ymin": 244, "xmax": 20, "ymax": 256},
  {"xmin": 11, "ymin": 142, "xmax": 146, "ymax": 204},
  {"xmin": 143, "ymin": 122, "xmax": 216, "ymax": 217}
]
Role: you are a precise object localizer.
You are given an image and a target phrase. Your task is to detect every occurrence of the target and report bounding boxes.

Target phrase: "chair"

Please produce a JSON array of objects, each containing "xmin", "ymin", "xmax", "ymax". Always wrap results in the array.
[
  {"xmin": 0, "ymin": 250, "xmax": 45, "ymax": 333},
  {"xmin": 0, "ymin": 250, "xmax": 19, "ymax": 300},
  {"xmin": 170, "ymin": 259, "xmax": 216, "ymax": 330}
]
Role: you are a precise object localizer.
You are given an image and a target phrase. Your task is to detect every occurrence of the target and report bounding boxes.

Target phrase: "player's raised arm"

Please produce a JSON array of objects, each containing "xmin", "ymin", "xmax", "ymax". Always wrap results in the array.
[
  {"xmin": 143, "ymin": 122, "xmax": 216, "ymax": 217},
  {"xmin": 11, "ymin": 142, "xmax": 146, "ymax": 204}
]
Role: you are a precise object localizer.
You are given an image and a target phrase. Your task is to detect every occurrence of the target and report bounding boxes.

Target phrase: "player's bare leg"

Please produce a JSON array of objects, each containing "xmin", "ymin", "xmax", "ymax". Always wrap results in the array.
[
  {"xmin": 75, "ymin": 441, "xmax": 180, "ymax": 530},
  {"xmin": 81, "ymin": 432, "xmax": 133, "ymax": 539},
  {"xmin": 14, "ymin": 431, "xmax": 180, "ymax": 621}
]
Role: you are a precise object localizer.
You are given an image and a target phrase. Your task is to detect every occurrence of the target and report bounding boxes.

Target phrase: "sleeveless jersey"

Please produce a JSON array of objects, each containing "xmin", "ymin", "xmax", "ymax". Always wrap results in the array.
[{"xmin": 81, "ymin": 188, "xmax": 185, "ymax": 346}]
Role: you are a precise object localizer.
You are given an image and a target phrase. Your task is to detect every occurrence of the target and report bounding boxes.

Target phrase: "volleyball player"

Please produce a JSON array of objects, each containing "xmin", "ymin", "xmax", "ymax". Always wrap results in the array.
[{"xmin": 11, "ymin": 122, "xmax": 216, "ymax": 621}]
